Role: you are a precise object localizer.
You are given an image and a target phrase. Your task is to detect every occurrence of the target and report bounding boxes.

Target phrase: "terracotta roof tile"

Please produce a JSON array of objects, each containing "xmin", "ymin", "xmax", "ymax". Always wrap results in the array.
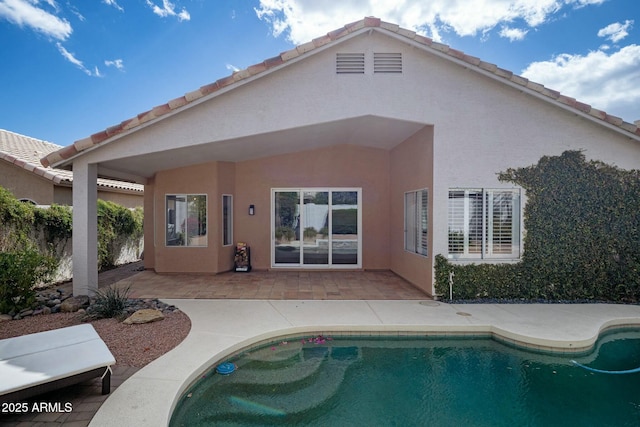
[
  {"xmin": 380, "ymin": 22, "xmax": 400, "ymax": 32},
  {"xmin": 41, "ymin": 17, "xmax": 639, "ymax": 168},
  {"xmin": 296, "ymin": 41, "xmax": 316, "ymax": 54},
  {"xmin": 414, "ymin": 34, "xmax": 433, "ymax": 45},
  {"xmin": 0, "ymin": 129, "xmax": 142, "ymax": 193},
  {"xmin": 312, "ymin": 35, "xmax": 332, "ymax": 48},
  {"xmin": 462, "ymin": 54, "xmax": 481, "ymax": 66},
  {"xmin": 605, "ymin": 115, "xmax": 624, "ymax": 126},
  {"xmin": 397, "ymin": 28, "xmax": 416, "ymax": 39},
  {"xmin": 479, "ymin": 61, "xmax": 498, "ymax": 73},
  {"xmin": 90, "ymin": 131, "xmax": 110, "ymax": 145},
  {"xmin": 247, "ymin": 62, "xmax": 268, "ymax": 76},
  {"xmin": 168, "ymin": 95, "xmax": 190, "ymax": 108},
  {"xmin": 280, "ymin": 48, "xmax": 300, "ymax": 61},
  {"xmin": 588, "ymin": 108, "xmax": 607, "ymax": 120},
  {"xmin": 152, "ymin": 103, "xmax": 172, "ymax": 117},
  {"xmin": 510, "ymin": 75, "xmax": 528, "ymax": 86},
  {"xmin": 345, "ymin": 19, "xmax": 365, "ymax": 33},
  {"xmin": 364, "ymin": 16, "xmax": 381, "ymax": 27},
  {"xmin": 264, "ymin": 55, "xmax": 284, "ymax": 68},
  {"xmin": 184, "ymin": 89, "xmax": 203, "ymax": 102},
  {"xmin": 575, "ymin": 101, "xmax": 592, "ymax": 113},
  {"xmin": 74, "ymin": 137, "xmax": 95, "ymax": 152},
  {"xmin": 327, "ymin": 26, "xmax": 350, "ymax": 40},
  {"xmin": 430, "ymin": 41, "xmax": 450, "ymax": 53}
]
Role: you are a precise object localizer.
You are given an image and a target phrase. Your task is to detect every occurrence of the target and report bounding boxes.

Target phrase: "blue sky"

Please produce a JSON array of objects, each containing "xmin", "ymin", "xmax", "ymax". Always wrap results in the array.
[{"xmin": 1, "ymin": 0, "xmax": 639, "ymax": 146}]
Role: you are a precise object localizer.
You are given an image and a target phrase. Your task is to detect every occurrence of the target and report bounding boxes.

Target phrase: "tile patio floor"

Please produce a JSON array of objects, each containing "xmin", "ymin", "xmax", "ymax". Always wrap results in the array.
[{"xmin": 87, "ymin": 263, "xmax": 433, "ymax": 300}]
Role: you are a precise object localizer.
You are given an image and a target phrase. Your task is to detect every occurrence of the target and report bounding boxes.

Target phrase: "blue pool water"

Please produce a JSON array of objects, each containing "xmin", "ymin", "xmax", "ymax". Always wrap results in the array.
[{"xmin": 170, "ymin": 329, "xmax": 640, "ymax": 426}]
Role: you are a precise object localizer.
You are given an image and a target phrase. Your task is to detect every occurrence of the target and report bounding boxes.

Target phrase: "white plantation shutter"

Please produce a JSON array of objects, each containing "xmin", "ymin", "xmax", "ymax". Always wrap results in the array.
[
  {"xmin": 405, "ymin": 189, "xmax": 428, "ymax": 256},
  {"xmin": 448, "ymin": 189, "xmax": 520, "ymax": 259}
]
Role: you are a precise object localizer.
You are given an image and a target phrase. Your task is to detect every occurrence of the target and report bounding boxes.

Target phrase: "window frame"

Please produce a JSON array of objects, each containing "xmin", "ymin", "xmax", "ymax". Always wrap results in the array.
[
  {"xmin": 165, "ymin": 194, "xmax": 208, "ymax": 247},
  {"xmin": 447, "ymin": 188, "xmax": 520, "ymax": 260},
  {"xmin": 222, "ymin": 194, "xmax": 233, "ymax": 247},
  {"xmin": 404, "ymin": 189, "xmax": 428, "ymax": 256}
]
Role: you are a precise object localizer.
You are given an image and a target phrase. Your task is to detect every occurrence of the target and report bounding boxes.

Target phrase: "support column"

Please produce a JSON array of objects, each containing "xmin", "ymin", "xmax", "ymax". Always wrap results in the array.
[{"xmin": 73, "ymin": 162, "xmax": 98, "ymax": 296}]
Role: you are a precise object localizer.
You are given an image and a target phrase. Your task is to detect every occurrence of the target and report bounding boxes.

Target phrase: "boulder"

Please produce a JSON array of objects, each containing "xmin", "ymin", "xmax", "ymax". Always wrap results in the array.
[
  {"xmin": 60, "ymin": 295, "xmax": 90, "ymax": 313},
  {"xmin": 123, "ymin": 309, "xmax": 164, "ymax": 325},
  {"xmin": 0, "ymin": 314, "xmax": 13, "ymax": 322}
]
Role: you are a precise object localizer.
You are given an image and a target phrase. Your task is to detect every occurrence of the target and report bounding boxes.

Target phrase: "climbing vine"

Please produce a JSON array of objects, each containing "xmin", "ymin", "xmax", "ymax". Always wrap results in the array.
[{"xmin": 435, "ymin": 151, "xmax": 640, "ymax": 302}]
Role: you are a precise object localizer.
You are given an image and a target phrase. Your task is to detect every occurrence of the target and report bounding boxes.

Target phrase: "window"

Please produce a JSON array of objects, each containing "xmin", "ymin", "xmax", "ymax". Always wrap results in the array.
[
  {"xmin": 448, "ymin": 189, "xmax": 520, "ymax": 259},
  {"xmin": 222, "ymin": 194, "xmax": 232, "ymax": 246},
  {"xmin": 405, "ymin": 189, "xmax": 428, "ymax": 256},
  {"xmin": 166, "ymin": 194, "xmax": 207, "ymax": 247}
]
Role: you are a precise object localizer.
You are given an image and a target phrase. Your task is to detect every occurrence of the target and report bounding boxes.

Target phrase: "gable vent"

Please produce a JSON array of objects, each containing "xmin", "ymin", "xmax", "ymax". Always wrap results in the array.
[
  {"xmin": 374, "ymin": 52, "xmax": 402, "ymax": 73},
  {"xmin": 336, "ymin": 53, "xmax": 365, "ymax": 74}
]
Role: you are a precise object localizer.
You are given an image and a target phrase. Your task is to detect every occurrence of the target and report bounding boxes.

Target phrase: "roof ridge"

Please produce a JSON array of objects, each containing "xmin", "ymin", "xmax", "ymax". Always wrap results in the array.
[{"xmin": 41, "ymin": 17, "xmax": 640, "ymax": 168}]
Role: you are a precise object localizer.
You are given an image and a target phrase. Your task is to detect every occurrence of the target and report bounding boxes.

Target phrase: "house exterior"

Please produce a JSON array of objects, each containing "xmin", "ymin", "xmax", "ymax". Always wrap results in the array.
[
  {"xmin": 41, "ymin": 17, "xmax": 640, "ymax": 297},
  {"xmin": 1, "ymin": 129, "xmax": 143, "ymax": 208}
]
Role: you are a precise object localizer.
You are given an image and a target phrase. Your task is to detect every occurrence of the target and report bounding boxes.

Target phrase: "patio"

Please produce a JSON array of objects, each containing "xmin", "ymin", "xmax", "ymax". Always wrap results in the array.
[
  {"xmin": 124, "ymin": 270, "xmax": 431, "ymax": 300},
  {"xmin": 61, "ymin": 262, "xmax": 433, "ymax": 300}
]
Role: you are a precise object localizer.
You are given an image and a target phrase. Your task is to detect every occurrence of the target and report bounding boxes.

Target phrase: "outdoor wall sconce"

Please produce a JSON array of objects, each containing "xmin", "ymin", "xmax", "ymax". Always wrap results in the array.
[{"xmin": 249, "ymin": 204, "xmax": 255, "ymax": 216}]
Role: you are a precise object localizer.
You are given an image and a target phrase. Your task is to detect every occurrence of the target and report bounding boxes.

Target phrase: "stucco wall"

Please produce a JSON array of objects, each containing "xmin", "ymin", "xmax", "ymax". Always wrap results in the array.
[
  {"xmin": 390, "ymin": 126, "xmax": 434, "ymax": 294},
  {"xmin": 234, "ymin": 144, "xmax": 391, "ymax": 271},
  {"xmin": 152, "ymin": 162, "xmax": 219, "ymax": 273},
  {"xmin": 0, "ymin": 162, "xmax": 54, "ymax": 204}
]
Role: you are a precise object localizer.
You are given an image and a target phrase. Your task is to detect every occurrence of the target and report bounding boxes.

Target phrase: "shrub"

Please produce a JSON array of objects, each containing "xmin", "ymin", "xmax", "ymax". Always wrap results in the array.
[
  {"xmin": 303, "ymin": 227, "xmax": 317, "ymax": 239},
  {"xmin": 275, "ymin": 226, "xmax": 295, "ymax": 242},
  {"xmin": 86, "ymin": 285, "xmax": 131, "ymax": 319},
  {"xmin": 435, "ymin": 150, "xmax": 640, "ymax": 303},
  {"xmin": 0, "ymin": 247, "xmax": 57, "ymax": 313},
  {"xmin": 97, "ymin": 200, "xmax": 143, "ymax": 270}
]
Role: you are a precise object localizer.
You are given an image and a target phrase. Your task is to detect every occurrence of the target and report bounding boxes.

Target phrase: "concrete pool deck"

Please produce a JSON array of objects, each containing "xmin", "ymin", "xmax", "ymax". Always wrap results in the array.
[{"xmin": 89, "ymin": 300, "xmax": 640, "ymax": 426}]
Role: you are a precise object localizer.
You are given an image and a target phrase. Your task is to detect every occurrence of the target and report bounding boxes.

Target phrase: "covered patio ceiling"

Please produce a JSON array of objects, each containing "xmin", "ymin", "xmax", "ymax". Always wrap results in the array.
[{"xmin": 96, "ymin": 115, "xmax": 428, "ymax": 183}]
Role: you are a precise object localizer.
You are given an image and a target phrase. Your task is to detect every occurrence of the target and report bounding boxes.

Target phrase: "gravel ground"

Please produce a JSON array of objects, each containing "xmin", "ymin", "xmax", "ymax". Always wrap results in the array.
[{"xmin": 0, "ymin": 310, "xmax": 191, "ymax": 368}]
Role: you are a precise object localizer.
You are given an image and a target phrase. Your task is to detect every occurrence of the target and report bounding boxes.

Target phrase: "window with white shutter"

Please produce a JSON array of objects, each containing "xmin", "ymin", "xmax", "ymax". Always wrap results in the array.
[
  {"xmin": 405, "ymin": 189, "xmax": 428, "ymax": 256},
  {"xmin": 448, "ymin": 189, "xmax": 520, "ymax": 259}
]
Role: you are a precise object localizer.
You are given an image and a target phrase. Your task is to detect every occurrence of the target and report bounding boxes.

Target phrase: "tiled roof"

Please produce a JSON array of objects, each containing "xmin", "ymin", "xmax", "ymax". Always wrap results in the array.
[
  {"xmin": 41, "ymin": 16, "xmax": 640, "ymax": 168},
  {"xmin": 0, "ymin": 129, "xmax": 143, "ymax": 193}
]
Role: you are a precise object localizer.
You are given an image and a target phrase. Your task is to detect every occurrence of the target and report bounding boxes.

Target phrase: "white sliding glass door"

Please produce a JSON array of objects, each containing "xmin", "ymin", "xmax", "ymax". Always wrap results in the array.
[{"xmin": 272, "ymin": 188, "xmax": 361, "ymax": 268}]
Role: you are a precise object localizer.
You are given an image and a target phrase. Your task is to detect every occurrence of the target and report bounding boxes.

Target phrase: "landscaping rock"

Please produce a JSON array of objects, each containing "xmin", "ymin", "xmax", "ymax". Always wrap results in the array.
[
  {"xmin": 123, "ymin": 309, "xmax": 164, "ymax": 325},
  {"xmin": 0, "ymin": 314, "xmax": 13, "ymax": 322},
  {"xmin": 60, "ymin": 295, "xmax": 90, "ymax": 313}
]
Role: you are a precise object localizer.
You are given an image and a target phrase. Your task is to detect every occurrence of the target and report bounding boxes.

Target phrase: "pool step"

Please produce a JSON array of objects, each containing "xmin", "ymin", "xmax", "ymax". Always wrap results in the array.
[
  {"xmin": 223, "ymin": 356, "xmax": 324, "ymax": 388},
  {"xmin": 202, "ymin": 358, "xmax": 355, "ymax": 423}
]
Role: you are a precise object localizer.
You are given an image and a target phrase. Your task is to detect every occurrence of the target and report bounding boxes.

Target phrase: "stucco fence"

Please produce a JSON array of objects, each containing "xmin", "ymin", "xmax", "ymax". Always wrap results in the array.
[{"xmin": 40, "ymin": 233, "xmax": 143, "ymax": 285}]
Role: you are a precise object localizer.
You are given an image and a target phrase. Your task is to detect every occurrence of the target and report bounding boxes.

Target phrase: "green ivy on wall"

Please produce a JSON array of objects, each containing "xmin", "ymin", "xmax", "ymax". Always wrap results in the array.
[
  {"xmin": 0, "ymin": 186, "xmax": 143, "ymax": 311},
  {"xmin": 435, "ymin": 150, "xmax": 640, "ymax": 303}
]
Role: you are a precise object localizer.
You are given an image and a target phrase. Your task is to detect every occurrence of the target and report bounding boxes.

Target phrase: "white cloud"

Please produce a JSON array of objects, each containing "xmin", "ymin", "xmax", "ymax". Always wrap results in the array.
[
  {"xmin": 254, "ymin": 0, "xmax": 597, "ymax": 44},
  {"xmin": 226, "ymin": 64, "xmax": 240, "ymax": 72},
  {"xmin": 598, "ymin": 20, "xmax": 633, "ymax": 43},
  {"xmin": 0, "ymin": 0, "xmax": 72, "ymax": 40},
  {"xmin": 56, "ymin": 42, "xmax": 99, "ymax": 76},
  {"xmin": 145, "ymin": 0, "xmax": 190, "ymax": 21},
  {"xmin": 522, "ymin": 45, "xmax": 640, "ymax": 121},
  {"xmin": 105, "ymin": 59, "xmax": 124, "ymax": 70},
  {"xmin": 499, "ymin": 26, "xmax": 528, "ymax": 41},
  {"xmin": 103, "ymin": 0, "xmax": 124, "ymax": 13}
]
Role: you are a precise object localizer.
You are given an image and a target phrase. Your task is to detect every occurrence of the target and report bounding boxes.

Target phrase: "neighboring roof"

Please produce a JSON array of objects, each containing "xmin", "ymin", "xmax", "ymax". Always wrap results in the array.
[
  {"xmin": 0, "ymin": 129, "xmax": 143, "ymax": 193},
  {"xmin": 41, "ymin": 16, "xmax": 640, "ymax": 168}
]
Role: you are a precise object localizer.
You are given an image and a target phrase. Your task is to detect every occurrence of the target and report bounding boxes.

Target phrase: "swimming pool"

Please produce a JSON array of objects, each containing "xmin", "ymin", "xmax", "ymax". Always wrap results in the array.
[{"xmin": 170, "ymin": 328, "xmax": 640, "ymax": 426}]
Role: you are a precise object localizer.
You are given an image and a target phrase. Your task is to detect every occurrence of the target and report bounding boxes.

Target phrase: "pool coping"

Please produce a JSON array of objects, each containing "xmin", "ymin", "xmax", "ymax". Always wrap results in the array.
[{"xmin": 88, "ymin": 300, "xmax": 640, "ymax": 426}]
